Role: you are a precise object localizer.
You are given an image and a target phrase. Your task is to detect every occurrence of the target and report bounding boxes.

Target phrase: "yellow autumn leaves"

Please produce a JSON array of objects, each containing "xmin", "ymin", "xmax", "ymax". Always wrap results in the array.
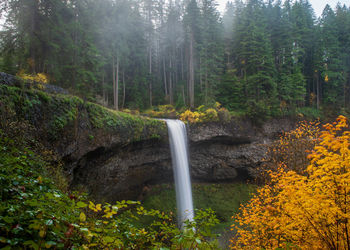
[
  {"xmin": 179, "ymin": 108, "xmax": 221, "ymax": 123},
  {"xmin": 17, "ymin": 70, "xmax": 49, "ymax": 84},
  {"xmin": 231, "ymin": 116, "xmax": 350, "ymax": 249},
  {"xmin": 79, "ymin": 201, "xmax": 121, "ymax": 223}
]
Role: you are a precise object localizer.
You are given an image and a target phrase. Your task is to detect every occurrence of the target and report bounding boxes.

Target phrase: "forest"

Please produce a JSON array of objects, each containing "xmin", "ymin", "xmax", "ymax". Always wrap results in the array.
[
  {"xmin": 1, "ymin": 0, "xmax": 350, "ymax": 249},
  {"xmin": 1, "ymin": 0, "xmax": 350, "ymax": 118}
]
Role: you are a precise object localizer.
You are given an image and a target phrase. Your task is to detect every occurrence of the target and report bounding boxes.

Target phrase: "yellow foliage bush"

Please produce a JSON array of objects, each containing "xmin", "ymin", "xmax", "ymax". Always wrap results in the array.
[
  {"xmin": 17, "ymin": 70, "xmax": 49, "ymax": 84},
  {"xmin": 214, "ymin": 101, "xmax": 221, "ymax": 109},
  {"xmin": 145, "ymin": 105, "xmax": 176, "ymax": 118},
  {"xmin": 179, "ymin": 108, "xmax": 219, "ymax": 123},
  {"xmin": 196, "ymin": 105, "xmax": 206, "ymax": 113},
  {"xmin": 257, "ymin": 120, "xmax": 320, "ymax": 182},
  {"xmin": 179, "ymin": 103, "xmax": 223, "ymax": 123},
  {"xmin": 179, "ymin": 110, "xmax": 202, "ymax": 123},
  {"xmin": 122, "ymin": 109, "xmax": 140, "ymax": 115},
  {"xmin": 202, "ymin": 108, "xmax": 219, "ymax": 122},
  {"xmin": 231, "ymin": 116, "xmax": 350, "ymax": 249}
]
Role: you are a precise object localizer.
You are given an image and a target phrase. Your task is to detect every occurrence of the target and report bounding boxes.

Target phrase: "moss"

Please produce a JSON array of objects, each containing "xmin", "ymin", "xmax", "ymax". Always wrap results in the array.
[
  {"xmin": 85, "ymin": 101, "xmax": 166, "ymax": 142},
  {"xmin": 0, "ymin": 84, "xmax": 167, "ymax": 143}
]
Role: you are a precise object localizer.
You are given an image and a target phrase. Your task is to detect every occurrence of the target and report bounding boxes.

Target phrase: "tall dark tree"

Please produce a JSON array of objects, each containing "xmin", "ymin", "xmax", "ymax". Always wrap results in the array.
[
  {"xmin": 232, "ymin": 0, "xmax": 278, "ymax": 116},
  {"xmin": 183, "ymin": 0, "xmax": 201, "ymax": 108},
  {"xmin": 198, "ymin": 0, "xmax": 224, "ymax": 105}
]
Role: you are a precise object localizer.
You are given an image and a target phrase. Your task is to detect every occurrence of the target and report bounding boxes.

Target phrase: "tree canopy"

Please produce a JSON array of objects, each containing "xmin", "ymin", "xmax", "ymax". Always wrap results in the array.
[{"xmin": 1, "ymin": 0, "xmax": 350, "ymax": 116}]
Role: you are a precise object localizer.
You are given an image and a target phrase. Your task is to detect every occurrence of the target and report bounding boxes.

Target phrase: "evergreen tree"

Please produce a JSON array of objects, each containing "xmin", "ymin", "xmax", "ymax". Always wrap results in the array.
[
  {"xmin": 198, "ymin": 0, "xmax": 224, "ymax": 105},
  {"xmin": 183, "ymin": 0, "xmax": 201, "ymax": 108},
  {"xmin": 233, "ymin": 0, "xmax": 278, "ymax": 116},
  {"xmin": 266, "ymin": 0, "xmax": 306, "ymax": 110},
  {"xmin": 319, "ymin": 5, "xmax": 345, "ymax": 107}
]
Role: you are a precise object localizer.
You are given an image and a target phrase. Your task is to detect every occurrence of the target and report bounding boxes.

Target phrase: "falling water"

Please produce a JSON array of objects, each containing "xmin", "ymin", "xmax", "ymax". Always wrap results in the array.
[{"xmin": 165, "ymin": 119, "xmax": 194, "ymax": 229}]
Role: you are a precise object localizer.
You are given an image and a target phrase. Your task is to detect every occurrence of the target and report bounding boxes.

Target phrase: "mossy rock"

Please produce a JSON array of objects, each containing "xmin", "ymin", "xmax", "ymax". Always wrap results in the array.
[{"xmin": 0, "ymin": 84, "xmax": 167, "ymax": 144}]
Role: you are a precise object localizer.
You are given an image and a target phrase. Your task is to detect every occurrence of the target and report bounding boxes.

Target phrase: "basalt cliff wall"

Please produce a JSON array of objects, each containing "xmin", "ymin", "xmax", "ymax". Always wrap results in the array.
[
  {"xmin": 0, "ymin": 72, "xmax": 296, "ymax": 202},
  {"xmin": 69, "ymin": 118, "xmax": 295, "ymax": 201}
]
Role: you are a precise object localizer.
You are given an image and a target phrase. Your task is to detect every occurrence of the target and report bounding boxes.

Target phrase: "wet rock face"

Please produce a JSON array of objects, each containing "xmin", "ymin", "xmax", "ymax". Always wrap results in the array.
[
  {"xmin": 71, "ymin": 140, "xmax": 173, "ymax": 201},
  {"xmin": 68, "ymin": 118, "xmax": 295, "ymax": 202},
  {"xmin": 189, "ymin": 141, "xmax": 266, "ymax": 181}
]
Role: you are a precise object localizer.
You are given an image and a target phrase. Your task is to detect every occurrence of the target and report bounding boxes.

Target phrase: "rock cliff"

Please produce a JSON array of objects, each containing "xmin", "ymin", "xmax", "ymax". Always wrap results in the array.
[
  {"xmin": 0, "ymin": 72, "xmax": 296, "ymax": 202},
  {"xmin": 71, "ymin": 118, "xmax": 295, "ymax": 201}
]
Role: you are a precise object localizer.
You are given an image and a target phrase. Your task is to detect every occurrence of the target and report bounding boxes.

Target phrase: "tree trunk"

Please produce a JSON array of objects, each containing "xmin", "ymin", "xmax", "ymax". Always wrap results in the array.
[
  {"xmin": 316, "ymin": 72, "xmax": 320, "ymax": 110},
  {"xmin": 122, "ymin": 70, "xmax": 126, "ymax": 109},
  {"xmin": 181, "ymin": 47, "xmax": 184, "ymax": 81},
  {"xmin": 199, "ymin": 56, "xmax": 203, "ymax": 92},
  {"xmin": 102, "ymin": 72, "xmax": 107, "ymax": 107},
  {"xmin": 112, "ymin": 57, "xmax": 116, "ymax": 109},
  {"xmin": 149, "ymin": 47, "xmax": 152, "ymax": 107},
  {"xmin": 169, "ymin": 56, "xmax": 173, "ymax": 105},
  {"xmin": 116, "ymin": 58, "xmax": 119, "ymax": 111},
  {"xmin": 163, "ymin": 58, "xmax": 168, "ymax": 96},
  {"xmin": 30, "ymin": 0, "xmax": 38, "ymax": 74},
  {"xmin": 113, "ymin": 56, "xmax": 119, "ymax": 111},
  {"xmin": 205, "ymin": 64, "xmax": 208, "ymax": 104},
  {"xmin": 189, "ymin": 33, "xmax": 195, "ymax": 108},
  {"xmin": 182, "ymin": 85, "xmax": 186, "ymax": 106},
  {"xmin": 148, "ymin": 4, "xmax": 152, "ymax": 108}
]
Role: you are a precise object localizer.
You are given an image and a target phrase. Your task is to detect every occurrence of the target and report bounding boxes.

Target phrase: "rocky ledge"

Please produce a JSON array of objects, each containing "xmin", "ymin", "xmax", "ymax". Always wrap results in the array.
[
  {"xmin": 71, "ymin": 118, "xmax": 296, "ymax": 201},
  {"xmin": 0, "ymin": 72, "xmax": 296, "ymax": 202}
]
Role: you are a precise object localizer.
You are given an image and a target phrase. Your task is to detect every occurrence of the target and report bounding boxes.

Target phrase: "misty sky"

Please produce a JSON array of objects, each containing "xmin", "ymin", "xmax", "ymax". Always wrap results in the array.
[
  {"xmin": 217, "ymin": 0, "xmax": 348, "ymax": 17},
  {"xmin": 0, "ymin": 0, "xmax": 348, "ymax": 29}
]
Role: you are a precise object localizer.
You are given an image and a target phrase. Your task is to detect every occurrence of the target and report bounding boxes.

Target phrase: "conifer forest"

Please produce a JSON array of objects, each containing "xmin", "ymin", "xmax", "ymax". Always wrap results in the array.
[
  {"xmin": 2, "ymin": 0, "xmax": 350, "ymax": 249},
  {"xmin": 1, "ymin": 0, "xmax": 350, "ymax": 116}
]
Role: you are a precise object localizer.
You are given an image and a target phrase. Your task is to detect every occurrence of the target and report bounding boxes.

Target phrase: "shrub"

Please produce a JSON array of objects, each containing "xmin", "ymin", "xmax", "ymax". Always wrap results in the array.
[
  {"xmin": 16, "ymin": 70, "xmax": 49, "ymax": 89},
  {"xmin": 145, "ymin": 105, "xmax": 176, "ymax": 118},
  {"xmin": 246, "ymin": 100, "xmax": 277, "ymax": 125},
  {"xmin": 0, "ymin": 128, "xmax": 219, "ymax": 249},
  {"xmin": 122, "ymin": 108, "xmax": 140, "ymax": 115},
  {"xmin": 217, "ymin": 107, "xmax": 231, "ymax": 123},
  {"xmin": 231, "ymin": 116, "xmax": 350, "ymax": 249},
  {"xmin": 179, "ymin": 102, "xmax": 230, "ymax": 123},
  {"xmin": 256, "ymin": 120, "xmax": 320, "ymax": 182},
  {"xmin": 179, "ymin": 110, "xmax": 202, "ymax": 123},
  {"xmin": 202, "ymin": 108, "xmax": 219, "ymax": 122},
  {"xmin": 296, "ymin": 107, "xmax": 322, "ymax": 120}
]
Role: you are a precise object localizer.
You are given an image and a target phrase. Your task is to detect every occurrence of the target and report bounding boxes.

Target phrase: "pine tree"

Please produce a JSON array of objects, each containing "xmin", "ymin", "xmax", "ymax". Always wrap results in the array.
[
  {"xmin": 266, "ymin": 0, "xmax": 306, "ymax": 110},
  {"xmin": 233, "ymin": 0, "xmax": 278, "ymax": 116},
  {"xmin": 198, "ymin": 0, "xmax": 224, "ymax": 105},
  {"xmin": 183, "ymin": 0, "xmax": 201, "ymax": 108}
]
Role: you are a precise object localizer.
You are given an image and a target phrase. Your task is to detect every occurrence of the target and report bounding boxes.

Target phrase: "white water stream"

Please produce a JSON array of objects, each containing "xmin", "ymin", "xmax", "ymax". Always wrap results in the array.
[{"xmin": 165, "ymin": 119, "xmax": 194, "ymax": 229}]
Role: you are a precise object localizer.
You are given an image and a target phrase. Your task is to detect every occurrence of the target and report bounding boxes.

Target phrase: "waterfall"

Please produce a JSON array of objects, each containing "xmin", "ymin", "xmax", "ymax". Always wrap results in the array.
[{"xmin": 165, "ymin": 119, "xmax": 194, "ymax": 229}]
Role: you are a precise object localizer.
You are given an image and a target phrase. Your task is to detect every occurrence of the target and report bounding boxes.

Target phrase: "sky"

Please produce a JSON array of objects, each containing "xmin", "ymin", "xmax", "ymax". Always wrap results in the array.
[
  {"xmin": 0, "ymin": 0, "xmax": 348, "ymax": 29},
  {"xmin": 217, "ymin": 0, "xmax": 349, "ymax": 17}
]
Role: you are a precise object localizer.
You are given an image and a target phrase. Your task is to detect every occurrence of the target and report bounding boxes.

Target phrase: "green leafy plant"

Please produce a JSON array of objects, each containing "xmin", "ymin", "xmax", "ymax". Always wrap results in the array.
[{"xmin": 0, "ymin": 128, "xmax": 220, "ymax": 249}]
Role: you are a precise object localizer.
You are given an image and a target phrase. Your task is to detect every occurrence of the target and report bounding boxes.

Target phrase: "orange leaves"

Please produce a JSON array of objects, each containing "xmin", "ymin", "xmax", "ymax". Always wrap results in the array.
[
  {"xmin": 257, "ymin": 120, "xmax": 320, "ymax": 183},
  {"xmin": 231, "ymin": 116, "xmax": 350, "ymax": 249},
  {"xmin": 325, "ymin": 74, "xmax": 329, "ymax": 82}
]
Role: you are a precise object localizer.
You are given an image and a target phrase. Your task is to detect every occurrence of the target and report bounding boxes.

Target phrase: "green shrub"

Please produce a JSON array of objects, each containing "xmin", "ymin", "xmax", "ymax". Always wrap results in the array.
[
  {"xmin": 202, "ymin": 108, "xmax": 219, "ymax": 122},
  {"xmin": 144, "ymin": 104, "xmax": 177, "ymax": 119},
  {"xmin": 295, "ymin": 107, "xmax": 322, "ymax": 120},
  {"xmin": 0, "ymin": 129, "xmax": 220, "ymax": 249}
]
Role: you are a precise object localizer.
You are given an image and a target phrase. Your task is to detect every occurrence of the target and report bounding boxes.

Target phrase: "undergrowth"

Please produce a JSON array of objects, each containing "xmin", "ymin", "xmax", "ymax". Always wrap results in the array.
[
  {"xmin": 0, "ymin": 109, "xmax": 220, "ymax": 249},
  {"xmin": 142, "ymin": 183, "xmax": 256, "ymax": 230}
]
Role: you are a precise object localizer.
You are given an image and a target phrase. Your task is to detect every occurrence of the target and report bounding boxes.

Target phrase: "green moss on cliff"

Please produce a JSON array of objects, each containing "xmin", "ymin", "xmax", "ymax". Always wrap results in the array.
[{"xmin": 0, "ymin": 84, "xmax": 167, "ymax": 142}]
